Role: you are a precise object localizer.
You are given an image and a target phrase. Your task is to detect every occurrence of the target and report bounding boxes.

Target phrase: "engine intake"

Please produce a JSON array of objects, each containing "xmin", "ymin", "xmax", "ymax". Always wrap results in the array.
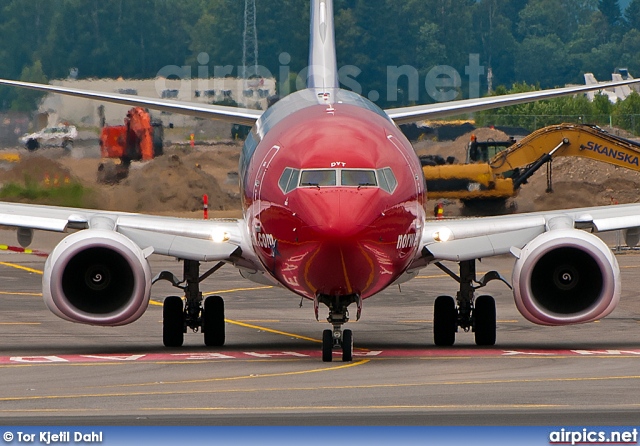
[
  {"xmin": 43, "ymin": 229, "xmax": 152, "ymax": 326},
  {"xmin": 512, "ymin": 229, "xmax": 620, "ymax": 326}
]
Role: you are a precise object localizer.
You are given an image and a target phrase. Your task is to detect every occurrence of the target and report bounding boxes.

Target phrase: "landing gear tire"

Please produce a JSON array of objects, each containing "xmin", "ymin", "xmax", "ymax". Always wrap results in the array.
[
  {"xmin": 322, "ymin": 329, "xmax": 333, "ymax": 362},
  {"xmin": 474, "ymin": 295, "xmax": 496, "ymax": 346},
  {"xmin": 62, "ymin": 139, "xmax": 73, "ymax": 152},
  {"xmin": 26, "ymin": 138, "xmax": 39, "ymax": 152},
  {"xmin": 434, "ymin": 295, "xmax": 457, "ymax": 346},
  {"xmin": 342, "ymin": 329, "xmax": 353, "ymax": 362},
  {"xmin": 163, "ymin": 296, "xmax": 184, "ymax": 347},
  {"xmin": 203, "ymin": 295, "xmax": 225, "ymax": 347}
]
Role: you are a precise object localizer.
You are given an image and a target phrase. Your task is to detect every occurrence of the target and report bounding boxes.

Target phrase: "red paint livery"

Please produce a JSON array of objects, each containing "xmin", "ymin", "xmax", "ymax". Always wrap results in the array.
[{"xmin": 244, "ymin": 102, "xmax": 425, "ymax": 301}]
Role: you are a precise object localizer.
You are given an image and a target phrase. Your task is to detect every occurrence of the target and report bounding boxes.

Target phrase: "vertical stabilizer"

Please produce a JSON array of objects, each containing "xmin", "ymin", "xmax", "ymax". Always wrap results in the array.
[
  {"xmin": 584, "ymin": 73, "xmax": 598, "ymax": 101},
  {"xmin": 308, "ymin": 0, "xmax": 339, "ymax": 90},
  {"xmin": 612, "ymin": 73, "xmax": 631, "ymax": 100}
]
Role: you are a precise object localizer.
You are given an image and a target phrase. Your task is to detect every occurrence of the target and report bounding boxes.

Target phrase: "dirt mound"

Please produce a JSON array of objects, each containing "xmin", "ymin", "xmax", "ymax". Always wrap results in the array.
[
  {"xmin": 517, "ymin": 155, "xmax": 640, "ymax": 212},
  {"xmin": 0, "ymin": 155, "xmax": 75, "ymax": 186},
  {"xmin": 106, "ymin": 153, "xmax": 235, "ymax": 213},
  {"xmin": 414, "ymin": 128, "xmax": 510, "ymax": 162}
]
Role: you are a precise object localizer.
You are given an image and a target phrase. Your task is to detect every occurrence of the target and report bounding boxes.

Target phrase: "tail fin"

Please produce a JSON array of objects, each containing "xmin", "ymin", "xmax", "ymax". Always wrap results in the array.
[
  {"xmin": 584, "ymin": 73, "xmax": 598, "ymax": 85},
  {"xmin": 584, "ymin": 73, "xmax": 598, "ymax": 101},
  {"xmin": 308, "ymin": 0, "xmax": 339, "ymax": 90},
  {"xmin": 612, "ymin": 73, "xmax": 631, "ymax": 100}
]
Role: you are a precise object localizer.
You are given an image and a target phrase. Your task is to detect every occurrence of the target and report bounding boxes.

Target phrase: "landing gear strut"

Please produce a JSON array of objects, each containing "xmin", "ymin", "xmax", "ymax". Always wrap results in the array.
[
  {"xmin": 155, "ymin": 260, "xmax": 226, "ymax": 347},
  {"xmin": 317, "ymin": 294, "xmax": 360, "ymax": 362},
  {"xmin": 433, "ymin": 259, "xmax": 510, "ymax": 346}
]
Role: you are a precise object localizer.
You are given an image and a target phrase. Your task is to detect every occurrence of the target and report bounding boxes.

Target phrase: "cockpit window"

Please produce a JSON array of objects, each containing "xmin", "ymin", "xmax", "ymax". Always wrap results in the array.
[
  {"xmin": 279, "ymin": 167, "xmax": 397, "ymax": 193},
  {"xmin": 278, "ymin": 167, "xmax": 300, "ymax": 194},
  {"xmin": 341, "ymin": 170, "xmax": 377, "ymax": 187},
  {"xmin": 377, "ymin": 168, "xmax": 398, "ymax": 193},
  {"xmin": 300, "ymin": 170, "xmax": 337, "ymax": 187}
]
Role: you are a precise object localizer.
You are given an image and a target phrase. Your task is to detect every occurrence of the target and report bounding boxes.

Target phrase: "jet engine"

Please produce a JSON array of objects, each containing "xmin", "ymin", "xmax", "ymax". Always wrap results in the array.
[
  {"xmin": 43, "ymin": 229, "xmax": 152, "ymax": 326},
  {"xmin": 512, "ymin": 229, "xmax": 620, "ymax": 326}
]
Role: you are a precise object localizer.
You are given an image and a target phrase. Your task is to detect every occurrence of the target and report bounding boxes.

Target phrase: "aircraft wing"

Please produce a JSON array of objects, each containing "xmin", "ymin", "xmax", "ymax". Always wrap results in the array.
[
  {"xmin": 0, "ymin": 201, "xmax": 257, "ymax": 264},
  {"xmin": 418, "ymin": 203, "xmax": 640, "ymax": 263},
  {"xmin": 386, "ymin": 79, "xmax": 640, "ymax": 125},
  {"xmin": 0, "ymin": 79, "xmax": 263, "ymax": 126}
]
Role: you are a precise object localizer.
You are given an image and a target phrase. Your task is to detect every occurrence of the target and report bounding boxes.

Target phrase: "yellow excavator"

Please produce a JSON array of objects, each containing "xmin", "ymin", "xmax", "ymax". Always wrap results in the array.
[{"xmin": 423, "ymin": 123, "xmax": 640, "ymax": 206}]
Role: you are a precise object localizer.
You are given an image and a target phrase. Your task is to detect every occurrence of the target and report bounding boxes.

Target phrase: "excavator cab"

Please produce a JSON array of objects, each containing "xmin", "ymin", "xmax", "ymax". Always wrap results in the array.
[{"xmin": 467, "ymin": 135, "xmax": 516, "ymax": 163}]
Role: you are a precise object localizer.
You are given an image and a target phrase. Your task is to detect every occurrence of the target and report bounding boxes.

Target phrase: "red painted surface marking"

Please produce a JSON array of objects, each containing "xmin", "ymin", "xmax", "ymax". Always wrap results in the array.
[
  {"xmin": 0, "ymin": 245, "xmax": 48, "ymax": 257},
  {"xmin": 3, "ymin": 349, "xmax": 640, "ymax": 364}
]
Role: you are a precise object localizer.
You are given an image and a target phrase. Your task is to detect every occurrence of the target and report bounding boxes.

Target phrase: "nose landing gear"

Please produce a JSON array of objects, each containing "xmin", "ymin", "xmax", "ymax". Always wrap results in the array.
[
  {"xmin": 317, "ymin": 294, "xmax": 360, "ymax": 362},
  {"xmin": 322, "ymin": 327, "xmax": 353, "ymax": 362}
]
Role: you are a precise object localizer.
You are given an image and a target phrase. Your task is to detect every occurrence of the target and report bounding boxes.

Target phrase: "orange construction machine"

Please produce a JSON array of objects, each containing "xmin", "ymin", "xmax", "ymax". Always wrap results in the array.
[{"xmin": 98, "ymin": 107, "xmax": 163, "ymax": 183}]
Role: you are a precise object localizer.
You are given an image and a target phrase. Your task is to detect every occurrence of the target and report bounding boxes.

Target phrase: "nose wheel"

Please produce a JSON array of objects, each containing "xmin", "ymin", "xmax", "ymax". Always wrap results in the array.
[
  {"xmin": 322, "ymin": 327, "xmax": 353, "ymax": 362},
  {"xmin": 318, "ymin": 294, "xmax": 359, "ymax": 362}
]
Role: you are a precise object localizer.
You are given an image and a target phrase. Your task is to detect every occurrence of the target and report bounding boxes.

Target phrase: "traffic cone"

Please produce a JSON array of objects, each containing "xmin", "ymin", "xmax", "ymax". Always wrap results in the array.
[{"xmin": 203, "ymin": 194, "xmax": 209, "ymax": 220}]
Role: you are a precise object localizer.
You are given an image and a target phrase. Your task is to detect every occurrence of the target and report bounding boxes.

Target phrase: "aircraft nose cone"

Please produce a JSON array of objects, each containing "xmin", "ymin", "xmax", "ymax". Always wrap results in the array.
[{"xmin": 298, "ymin": 189, "xmax": 378, "ymax": 238}]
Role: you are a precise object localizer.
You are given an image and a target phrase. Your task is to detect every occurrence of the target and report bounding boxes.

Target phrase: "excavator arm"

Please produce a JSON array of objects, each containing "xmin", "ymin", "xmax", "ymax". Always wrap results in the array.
[
  {"xmin": 489, "ymin": 124, "xmax": 640, "ymax": 175},
  {"xmin": 424, "ymin": 123, "xmax": 640, "ymax": 202}
]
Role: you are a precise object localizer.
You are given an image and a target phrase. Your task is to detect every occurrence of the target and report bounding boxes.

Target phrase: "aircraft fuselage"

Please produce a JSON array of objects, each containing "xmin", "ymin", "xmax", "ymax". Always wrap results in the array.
[{"xmin": 241, "ymin": 89, "xmax": 426, "ymax": 301}]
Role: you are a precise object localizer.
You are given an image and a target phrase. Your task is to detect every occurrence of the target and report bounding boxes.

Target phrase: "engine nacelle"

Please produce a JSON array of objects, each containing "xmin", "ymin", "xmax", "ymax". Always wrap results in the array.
[
  {"xmin": 43, "ymin": 229, "xmax": 152, "ymax": 326},
  {"xmin": 512, "ymin": 229, "xmax": 620, "ymax": 326}
]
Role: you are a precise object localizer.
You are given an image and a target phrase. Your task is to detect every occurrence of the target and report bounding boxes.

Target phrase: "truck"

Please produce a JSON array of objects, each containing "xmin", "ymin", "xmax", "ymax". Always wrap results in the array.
[
  {"xmin": 97, "ymin": 107, "xmax": 163, "ymax": 184},
  {"xmin": 423, "ymin": 123, "xmax": 640, "ymax": 208}
]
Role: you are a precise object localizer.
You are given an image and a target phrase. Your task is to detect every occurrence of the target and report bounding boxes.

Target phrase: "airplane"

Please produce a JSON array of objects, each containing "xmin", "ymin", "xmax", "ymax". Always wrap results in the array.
[
  {"xmin": 584, "ymin": 72, "xmax": 629, "ymax": 103},
  {"xmin": 584, "ymin": 69, "xmax": 640, "ymax": 103},
  {"xmin": 1, "ymin": 0, "xmax": 640, "ymax": 362}
]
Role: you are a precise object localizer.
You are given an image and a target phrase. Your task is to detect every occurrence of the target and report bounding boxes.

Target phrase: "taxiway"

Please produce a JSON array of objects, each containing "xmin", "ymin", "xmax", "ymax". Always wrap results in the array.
[{"xmin": 1, "ymin": 230, "xmax": 640, "ymax": 425}]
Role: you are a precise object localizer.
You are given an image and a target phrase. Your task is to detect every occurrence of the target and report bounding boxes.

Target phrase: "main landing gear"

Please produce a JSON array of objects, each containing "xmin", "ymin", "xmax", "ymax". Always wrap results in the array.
[
  {"xmin": 317, "ymin": 294, "xmax": 360, "ymax": 362},
  {"xmin": 154, "ymin": 259, "xmax": 226, "ymax": 348},
  {"xmin": 432, "ymin": 259, "xmax": 511, "ymax": 347}
]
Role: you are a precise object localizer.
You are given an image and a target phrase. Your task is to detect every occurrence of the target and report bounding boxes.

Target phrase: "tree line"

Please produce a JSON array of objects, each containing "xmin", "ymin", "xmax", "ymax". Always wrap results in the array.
[{"xmin": 2, "ymin": 0, "xmax": 640, "ymax": 114}]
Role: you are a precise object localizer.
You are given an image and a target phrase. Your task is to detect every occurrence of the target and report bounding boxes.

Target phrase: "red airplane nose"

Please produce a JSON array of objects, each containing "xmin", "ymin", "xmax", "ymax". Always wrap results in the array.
[
  {"xmin": 296, "ymin": 188, "xmax": 380, "ymax": 238},
  {"xmin": 288, "ymin": 188, "xmax": 393, "ymax": 297}
]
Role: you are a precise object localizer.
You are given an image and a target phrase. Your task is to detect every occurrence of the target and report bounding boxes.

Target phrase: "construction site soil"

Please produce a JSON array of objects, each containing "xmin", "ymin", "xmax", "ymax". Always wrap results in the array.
[
  {"xmin": 0, "ymin": 127, "xmax": 638, "ymax": 217},
  {"xmin": 414, "ymin": 127, "xmax": 640, "ymax": 216}
]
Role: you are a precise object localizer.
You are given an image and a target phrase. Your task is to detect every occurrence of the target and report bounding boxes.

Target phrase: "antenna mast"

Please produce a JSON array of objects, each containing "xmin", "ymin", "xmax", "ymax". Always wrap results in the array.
[{"xmin": 242, "ymin": 0, "xmax": 259, "ymax": 79}]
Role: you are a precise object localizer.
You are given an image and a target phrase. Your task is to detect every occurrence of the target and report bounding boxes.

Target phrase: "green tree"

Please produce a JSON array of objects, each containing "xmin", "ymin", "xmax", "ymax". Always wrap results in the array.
[
  {"xmin": 515, "ymin": 35, "xmax": 577, "ymax": 87},
  {"xmin": 625, "ymin": 0, "xmax": 640, "ymax": 27},
  {"xmin": 11, "ymin": 60, "xmax": 48, "ymax": 111},
  {"xmin": 472, "ymin": 0, "xmax": 519, "ymax": 88},
  {"xmin": 476, "ymin": 82, "xmax": 611, "ymax": 129},
  {"xmin": 613, "ymin": 91, "xmax": 640, "ymax": 132},
  {"xmin": 599, "ymin": 0, "xmax": 622, "ymax": 26},
  {"xmin": 188, "ymin": 0, "xmax": 244, "ymax": 76}
]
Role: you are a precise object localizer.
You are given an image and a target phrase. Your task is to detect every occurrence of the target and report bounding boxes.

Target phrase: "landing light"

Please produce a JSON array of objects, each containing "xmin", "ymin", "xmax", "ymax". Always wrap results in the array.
[
  {"xmin": 211, "ymin": 229, "xmax": 230, "ymax": 243},
  {"xmin": 433, "ymin": 228, "xmax": 453, "ymax": 243}
]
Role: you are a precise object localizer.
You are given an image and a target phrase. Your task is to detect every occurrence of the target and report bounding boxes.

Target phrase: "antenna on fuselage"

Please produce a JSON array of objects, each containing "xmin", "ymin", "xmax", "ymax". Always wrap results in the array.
[{"xmin": 308, "ymin": 0, "xmax": 339, "ymax": 91}]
